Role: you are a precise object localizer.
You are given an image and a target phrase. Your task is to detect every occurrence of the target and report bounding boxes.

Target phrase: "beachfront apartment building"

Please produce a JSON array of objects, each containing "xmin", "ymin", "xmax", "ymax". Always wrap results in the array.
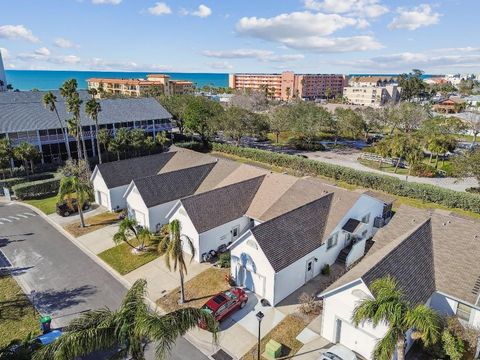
[
  {"xmin": 87, "ymin": 74, "xmax": 194, "ymax": 97},
  {"xmin": 228, "ymin": 71, "xmax": 347, "ymax": 101},
  {"xmin": 343, "ymin": 76, "xmax": 401, "ymax": 107},
  {"xmin": 0, "ymin": 50, "xmax": 7, "ymax": 92}
]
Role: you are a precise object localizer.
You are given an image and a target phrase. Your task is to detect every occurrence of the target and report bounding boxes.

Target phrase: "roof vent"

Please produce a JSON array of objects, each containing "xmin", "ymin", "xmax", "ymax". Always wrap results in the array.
[
  {"xmin": 443, "ymin": 222, "xmax": 447, "ymax": 226},
  {"xmin": 472, "ymin": 276, "xmax": 480, "ymax": 295},
  {"xmin": 412, "ymin": 219, "xmax": 416, "ymax": 223}
]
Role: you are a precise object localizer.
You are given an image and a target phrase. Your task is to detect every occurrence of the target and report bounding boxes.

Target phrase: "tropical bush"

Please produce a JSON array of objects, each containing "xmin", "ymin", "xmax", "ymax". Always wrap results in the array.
[
  {"xmin": 211, "ymin": 143, "xmax": 480, "ymax": 213},
  {"xmin": 409, "ymin": 163, "xmax": 437, "ymax": 177},
  {"xmin": 216, "ymin": 252, "xmax": 231, "ymax": 268},
  {"xmin": 12, "ymin": 178, "xmax": 60, "ymax": 200},
  {"xmin": 175, "ymin": 141, "xmax": 212, "ymax": 152}
]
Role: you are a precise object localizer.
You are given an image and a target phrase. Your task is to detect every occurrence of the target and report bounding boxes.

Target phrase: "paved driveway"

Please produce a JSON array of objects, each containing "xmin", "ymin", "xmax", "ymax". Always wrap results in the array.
[{"xmin": 0, "ymin": 201, "xmax": 206, "ymax": 360}]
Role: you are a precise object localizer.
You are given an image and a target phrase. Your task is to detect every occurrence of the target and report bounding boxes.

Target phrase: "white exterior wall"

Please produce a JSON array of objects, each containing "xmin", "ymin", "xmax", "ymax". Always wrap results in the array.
[
  {"xmin": 110, "ymin": 185, "xmax": 128, "ymax": 211},
  {"xmin": 92, "ymin": 171, "xmax": 110, "ymax": 208},
  {"xmin": 168, "ymin": 204, "xmax": 201, "ymax": 262},
  {"xmin": 321, "ymin": 280, "xmax": 388, "ymax": 359},
  {"xmin": 125, "ymin": 186, "xmax": 149, "ymax": 227},
  {"xmin": 430, "ymin": 292, "xmax": 480, "ymax": 328},
  {"xmin": 92, "ymin": 170, "xmax": 129, "ymax": 211},
  {"xmin": 148, "ymin": 200, "xmax": 178, "ymax": 232},
  {"xmin": 199, "ymin": 216, "xmax": 251, "ymax": 262},
  {"xmin": 230, "ymin": 232, "xmax": 276, "ymax": 303}
]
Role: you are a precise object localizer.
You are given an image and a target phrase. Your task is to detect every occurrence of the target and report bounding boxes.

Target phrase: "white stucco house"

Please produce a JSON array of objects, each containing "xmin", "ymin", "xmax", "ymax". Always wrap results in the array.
[
  {"xmin": 90, "ymin": 152, "xmax": 176, "ymax": 211},
  {"xmin": 319, "ymin": 206, "xmax": 480, "ymax": 359},
  {"xmin": 166, "ymin": 176, "xmax": 265, "ymax": 262},
  {"xmin": 123, "ymin": 162, "xmax": 216, "ymax": 232},
  {"xmin": 228, "ymin": 184, "xmax": 389, "ymax": 306}
]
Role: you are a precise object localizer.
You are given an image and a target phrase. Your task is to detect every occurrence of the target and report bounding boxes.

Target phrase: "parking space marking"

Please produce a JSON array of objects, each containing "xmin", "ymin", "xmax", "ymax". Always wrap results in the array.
[
  {"xmin": 17, "ymin": 214, "xmax": 28, "ymax": 218},
  {"xmin": 9, "ymin": 216, "xmax": 20, "ymax": 220},
  {"xmin": 0, "ymin": 218, "xmax": 12, "ymax": 222},
  {"xmin": 24, "ymin": 212, "xmax": 37, "ymax": 217}
]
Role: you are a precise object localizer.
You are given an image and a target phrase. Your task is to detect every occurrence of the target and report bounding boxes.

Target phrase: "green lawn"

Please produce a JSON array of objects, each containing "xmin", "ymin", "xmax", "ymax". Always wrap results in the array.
[
  {"xmin": 358, "ymin": 157, "xmax": 453, "ymax": 177},
  {"xmin": 0, "ymin": 274, "xmax": 40, "ymax": 349},
  {"xmin": 98, "ymin": 242, "xmax": 159, "ymax": 275},
  {"xmin": 23, "ymin": 195, "xmax": 58, "ymax": 215}
]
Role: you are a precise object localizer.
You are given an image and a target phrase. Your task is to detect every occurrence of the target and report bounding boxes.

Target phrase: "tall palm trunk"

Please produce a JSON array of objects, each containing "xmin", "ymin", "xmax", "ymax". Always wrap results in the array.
[
  {"xmin": 79, "ymin": 206, "xmax": 85, "ymax": 228},
  {"xmin": 80, "ymin": 127, "xmax": 88, "ymax": 160},
  {"xmin": 179, "ymin": 268, "xmax": 186, "ymax": 304},
  {"xmin": 396, "ymin": 337, "xmax": 406, "ymax": 360},
  {"xmin": 95, "ymin": 120, "xmax": 102, "ymax": 164},
  {"xmin": 53, "ymin": 107, "xmax": 72, "ymax": 160},
  {"xmin": 75, "ymin": 128, "xmax": 83, "ymax": 160}
]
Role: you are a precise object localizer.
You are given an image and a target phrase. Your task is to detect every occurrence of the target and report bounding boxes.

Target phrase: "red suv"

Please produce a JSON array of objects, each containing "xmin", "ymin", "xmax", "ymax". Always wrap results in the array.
[{"xmin": 200, "ymin": 288, "xmax": 248, "ymax": 328}]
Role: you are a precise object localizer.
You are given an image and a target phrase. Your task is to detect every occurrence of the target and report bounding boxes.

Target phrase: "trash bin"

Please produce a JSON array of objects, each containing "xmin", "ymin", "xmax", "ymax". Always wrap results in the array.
[{"xmin": 40, "ymin": 315, "xmax": 52, "ymax": 334}]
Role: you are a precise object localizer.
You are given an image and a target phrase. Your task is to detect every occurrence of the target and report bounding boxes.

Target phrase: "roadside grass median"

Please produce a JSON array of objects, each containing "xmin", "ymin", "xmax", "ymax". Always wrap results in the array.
[
  {"xmin": 156, "ymin": 267, "xmax": 230, "ymax": 312},
  {"xmin": 23, "ymin": 195, "xmax": 58, "ymax": 215},
  {"xmin": 241, "ymin": 314, "xmax": 308, "ymax": 360},
  {"xmin": 0, "ymin": 273, "xmax": 40, "ymax": 349},
  {"xmin": 64, "ymin": 211, "xmax": 120, "ymax": 237},
  {"xmin": 98, "ymin": 239, "xmax": 159, "ymax": 275}
]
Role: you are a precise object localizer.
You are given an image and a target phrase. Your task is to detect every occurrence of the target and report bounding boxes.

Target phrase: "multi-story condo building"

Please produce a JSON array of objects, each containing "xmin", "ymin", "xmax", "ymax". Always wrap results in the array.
[
  {"xmin": 228, "ymin": 71, "xmax": 347, "ymax": 101},
  {"xmin": 87, "ymin": 74, "xmax": 194, "ymax": 97},
  {"xmin": 343, "ymin": 76, "xmax": 401, "ymax": 107},
  {"xmin": 0, "ymin": 90, "xmax": 172, "ymax": 163}
]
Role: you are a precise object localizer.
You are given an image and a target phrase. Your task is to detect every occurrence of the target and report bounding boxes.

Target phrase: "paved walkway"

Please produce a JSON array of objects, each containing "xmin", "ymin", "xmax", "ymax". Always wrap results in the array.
[
  {"xmin": 304, "ymin": 150, "xmax": 478, "ymax": 192},
  {"xmin": 48, "ymin": 204, "xmax": 107, "ymax": 226},
  {"xmin": 77, "ymin": 223, "xmax": 119, "ymax": 254}
]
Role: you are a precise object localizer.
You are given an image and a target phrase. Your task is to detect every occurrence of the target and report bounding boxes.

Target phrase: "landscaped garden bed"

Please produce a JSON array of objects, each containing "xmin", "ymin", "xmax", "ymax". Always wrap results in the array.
[
  {"xmin": 156, "ymin": 267, "xmax": 230, "ymax": 312},
  {"xmin": 64, "ymin": 211, "xmax": 120, "ymax": 237}
]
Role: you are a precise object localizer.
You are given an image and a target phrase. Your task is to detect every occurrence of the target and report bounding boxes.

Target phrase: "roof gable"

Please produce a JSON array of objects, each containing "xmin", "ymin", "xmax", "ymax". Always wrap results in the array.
[
  {"xmin": 134, "ymin": 162, "xmax": 216, "ymax": 208},
  {"xmin": 180, "ymin": 176, "xmax": 265, "ymax": 234},
  {"xmin": 97, "ymin": 152, "xmax": 175, "ymax": 188},
  {"xmin": 251, "ymin": 194, "xmax": 333, "ymax": 273}
]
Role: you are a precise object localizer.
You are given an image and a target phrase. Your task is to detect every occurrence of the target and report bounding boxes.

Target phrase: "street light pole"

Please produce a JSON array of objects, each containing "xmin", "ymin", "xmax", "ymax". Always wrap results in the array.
[{"xmin": 256, "ymin": 311, "xmax": 264, "ymax": 360}]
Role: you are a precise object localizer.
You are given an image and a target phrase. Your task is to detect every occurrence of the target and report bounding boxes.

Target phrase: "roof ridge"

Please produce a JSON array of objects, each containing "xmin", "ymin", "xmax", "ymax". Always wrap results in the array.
[{"xmin": 134, "ymin": 161, "xmax": 216, "ymax": 185}]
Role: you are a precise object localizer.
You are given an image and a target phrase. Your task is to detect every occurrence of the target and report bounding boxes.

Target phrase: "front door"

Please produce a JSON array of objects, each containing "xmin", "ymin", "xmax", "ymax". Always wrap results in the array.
[{"xmin": 305, "ymin": 258, "xmax": 315, "ymax": 282}]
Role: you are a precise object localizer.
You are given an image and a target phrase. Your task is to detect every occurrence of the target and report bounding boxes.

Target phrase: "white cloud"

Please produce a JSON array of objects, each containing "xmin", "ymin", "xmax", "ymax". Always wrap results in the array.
[
  {"xmin": 304, "ymin": 0, "xmax": 388, "ymax": 18},
  {"xmin": 54, "ymin": 38, "xmax": 79, "ymax": 48},
  {"xmin": 192, "ymin": 4, "xmax": 212, "ymax": 18},
  {"xmin": 389, "ymin": 4, "xmax": 441, "ymax": 30},
  {"xmin": 34, "ymin": 47, "xmax": 51, "ymax": 56},
  {"xmin": 148, "ymin": 2, "xmax": 172, "ymax": 15},
  {"xmin": 335, "ymin": 47, "xmax": 480, "ymax": 72},
  {"xmin": 91, "ymin": 0, "xmax": 121, "ymax": 4},
  {"xmin": 208, "ymin": 61, "xmax": 234, "ymax": 70},
  {"xmin": 236, "ymin": 12, "xmax": 381, "ymax": 52},
  {"xmin": 0, "ymin": 25, "xmax": 39, "ymax": 42},
  {"xmin": 202, "ymin": 49, "xmax": 304, "ymax": 62},
  {"xmin": 0, "ymin": 47, "xmax": 9, "ymax": 60}
]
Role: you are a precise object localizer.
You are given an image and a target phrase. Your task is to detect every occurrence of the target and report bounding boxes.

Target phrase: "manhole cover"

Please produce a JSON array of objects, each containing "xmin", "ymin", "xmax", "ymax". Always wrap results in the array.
[
  {"xmin": 0, "ymin": 250, "xmax": 11, "ymax": 267},
  {"xmin": 212, "ymin": 349, "xmax": 233, "ymax": 360}
]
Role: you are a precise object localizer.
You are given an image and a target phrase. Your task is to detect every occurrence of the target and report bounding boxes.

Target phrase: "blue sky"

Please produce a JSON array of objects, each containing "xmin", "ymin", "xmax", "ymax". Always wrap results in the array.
[{"xmin": 1, "ymin": 0, "xmax": 479, "ymax": 74}]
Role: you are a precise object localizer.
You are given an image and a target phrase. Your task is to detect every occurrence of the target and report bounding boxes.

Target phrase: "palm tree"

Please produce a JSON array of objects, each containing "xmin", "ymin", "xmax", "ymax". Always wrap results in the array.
[
  {"xmin": 43, "ymin": 91, "xmax": 72, "ymax": 160},
  {"xmin": 157, "ymin": 220, "xmax": 195, "ymax": 304},
  {"xmin": 96, "ymin": 128, "xmax": 111, "ymax": 162},
  {"xmin": 13, "ymin": 142, "xmax": 39, "ymax": 178},
  {"xmin": 85, "ymin": 96, "xmax": 103, "ymax": 163},
  {"xmin": 114, "ymin": 217, "xmax": 155, "ymax": 252},
  {"xmin": 57, "ymin": 172, "xmax": 93, "ymax": 228},
  {"xmin": 352, "ymin": 277, "xmax": 442, "ymax": 360},
  {"xmin": 33, "ymin": 279, "xmax": 218, "ymax": 360}
]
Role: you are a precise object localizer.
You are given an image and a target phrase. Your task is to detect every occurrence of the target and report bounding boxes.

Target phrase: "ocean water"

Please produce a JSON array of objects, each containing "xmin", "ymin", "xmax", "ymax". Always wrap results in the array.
[{"xmin": 5, "ymin": 70, "xmax": 229, "ymax": 91}]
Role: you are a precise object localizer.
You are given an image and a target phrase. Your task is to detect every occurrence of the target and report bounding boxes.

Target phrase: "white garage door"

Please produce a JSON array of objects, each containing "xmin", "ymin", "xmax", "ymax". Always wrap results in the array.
[
  {"xmin": 239, "ymin": 266, "xmax": 265, "ymax": 298},
  {"xmin": 98, "ymin": 191, "xmax": 108, "ymax": 207},
  {"xmin": 132, "ymin": 209, "xmax": 146, "ymax": 227},
  {"xmin": 337, "ymin": 320, "xmax": 378, "ymax": 359}
]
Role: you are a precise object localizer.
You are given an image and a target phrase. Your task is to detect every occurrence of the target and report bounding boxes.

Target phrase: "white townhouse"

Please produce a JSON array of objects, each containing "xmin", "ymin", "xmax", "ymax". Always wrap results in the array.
[
  {"xmin": 90, "ymin": 152, "xmax": 176, "ymax": 211},
  {"xmin": 123, "ymin": 163, "xmax": 216, "ymax": 232},
  {"xmin": 228, "ymin": 178, "xmax": 390, "ymax": 306},
  {"xmin": 166, "ymin": 176, "xmax": 265, "ymax": 263},
  {"xmin": 319, "ymin": 206, "xmax": 480, "ymax": 360}
]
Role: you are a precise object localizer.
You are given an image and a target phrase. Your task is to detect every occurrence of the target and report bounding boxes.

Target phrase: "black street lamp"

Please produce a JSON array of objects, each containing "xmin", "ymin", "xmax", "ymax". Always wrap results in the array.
[{"xmin": 256, "ymin": 311, "xmax": 265, "ymax": 360}]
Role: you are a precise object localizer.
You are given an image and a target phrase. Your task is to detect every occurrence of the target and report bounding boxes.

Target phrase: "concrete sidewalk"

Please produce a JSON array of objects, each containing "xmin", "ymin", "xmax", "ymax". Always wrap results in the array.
[
  {"xmin": 76, "ymin": 223, "xmax": 119, "ymax": 254},
  {"xmin": 48, "ymin": 204, "xmax": 107, "ymax": 226}
]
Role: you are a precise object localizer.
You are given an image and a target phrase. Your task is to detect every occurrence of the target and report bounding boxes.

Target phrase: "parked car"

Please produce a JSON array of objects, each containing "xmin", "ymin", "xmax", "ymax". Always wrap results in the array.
[
  {"xmin": 56, "ymin": 199, "xmax": 90, "ymax": 217},
  {"xmin": 318, "ymin": 345, "xmax": 357, "ymax": 360},
  {"xmin": 199, "ymin": 288, "xmax": 248, "ymax": 328}
]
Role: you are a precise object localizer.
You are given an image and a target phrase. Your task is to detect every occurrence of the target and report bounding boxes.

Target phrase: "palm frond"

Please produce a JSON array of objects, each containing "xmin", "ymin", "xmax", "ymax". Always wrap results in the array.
[
  {"xmin": 138, "ymin": 307, "xmax": 218, "ymax": 360},
  {"xmin": 372, "ymin": 328, "xmax": 399, "ymax": 360},
  {"xmin": 405, "ymin": 304, "xmax": 442, "ymax": 346}
]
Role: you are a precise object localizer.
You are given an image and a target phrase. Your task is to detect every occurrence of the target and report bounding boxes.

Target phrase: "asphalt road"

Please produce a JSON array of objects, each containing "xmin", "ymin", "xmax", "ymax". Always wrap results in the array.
[{"xmin": 0, "ymin": 202, "xmax": 207, "ymax": 360}]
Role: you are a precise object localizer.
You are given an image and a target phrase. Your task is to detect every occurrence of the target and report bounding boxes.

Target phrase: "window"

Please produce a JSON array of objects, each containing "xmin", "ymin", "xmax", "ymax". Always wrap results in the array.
[
  {"xmin": 231, "ymin": 226, "xmax": 240, "ymax": 238},
  {"xmin": 362, "ymin": 213, "xmax": 371, "ymax": 224},
  {"xmin": 456, "ymin": 303, "xmax": 472, "ymax": 322},
  {"xmin": 327, "ymin": 233, "xmax": 338, "ymax": 249}
]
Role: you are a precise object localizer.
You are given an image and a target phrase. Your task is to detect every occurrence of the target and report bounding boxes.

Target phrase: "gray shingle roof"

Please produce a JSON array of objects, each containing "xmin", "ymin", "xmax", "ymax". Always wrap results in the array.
[
  {"xmin": 0, "ymin": 90, "xmax": 171, "ymax": 133},
  {"xmin": 324, "ymin": 205, "xmax": 480, "ymax": 306},
  {"xmin": 134, "ymin": 162, "xmax": 216, "ymax": 208},
  {"xmin": 251, "ymin": 194, "xmax": 333, "ymax": 273},
  {"xmin": 180, "ymin": 176, "xmax": 265, "ymax": 234},
  {"xmin": 96, "ymin": 152, "xmax": 176, "ymax": 188}
]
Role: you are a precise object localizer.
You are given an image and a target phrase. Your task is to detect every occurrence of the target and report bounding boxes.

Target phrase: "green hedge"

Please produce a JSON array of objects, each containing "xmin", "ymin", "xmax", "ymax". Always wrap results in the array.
[
  {"xmin": 211, "ymin": 143, "xmax": 480, "ymax": 213},
  {"xmin": 0, "ymin": 173, "xmax": 55, "ymax": 195},
  {"xmin": 12, "ymin": 178, "xmax": 60, "ymax": 200}
]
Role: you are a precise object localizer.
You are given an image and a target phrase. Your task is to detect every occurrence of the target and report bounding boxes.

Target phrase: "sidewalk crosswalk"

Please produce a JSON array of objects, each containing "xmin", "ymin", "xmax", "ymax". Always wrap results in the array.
[{"xmin": 0, "ymin": 212, "xmax": 37, "ymax": 225}]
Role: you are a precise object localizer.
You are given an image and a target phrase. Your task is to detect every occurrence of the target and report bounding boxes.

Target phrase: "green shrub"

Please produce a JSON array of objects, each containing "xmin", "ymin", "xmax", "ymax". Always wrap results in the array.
[
  {"xmin": 410, "ymin": 163, "xmax": 437, "ymax": 177},
  {"xmin": 211, "ymin": 143, "xmax": 480, "ymax": 213},
  {"xmin": 321, "ymin": 264, "xmax": 331, "ymax": 275},
  {"xmin": 287, "ymin": 137, "xmax": 326, "ymax": 151},
  {"xmin": 175, "ymin": 141, "xmax": 211, "ymax": 152},
  {"xmin": 217, "ymin": 252, "xmax": 231, "ymax": 268},
  {"xmin": 466, "ymin": 187, "xmax": 480, "ymax": 195},
  {"xmin": 13, "ymin": 178, "xmax": 60, "ymax": 200},
  {"xmin": 0, "ymin": 173, "xmax": 55, "ymax": 195}
]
